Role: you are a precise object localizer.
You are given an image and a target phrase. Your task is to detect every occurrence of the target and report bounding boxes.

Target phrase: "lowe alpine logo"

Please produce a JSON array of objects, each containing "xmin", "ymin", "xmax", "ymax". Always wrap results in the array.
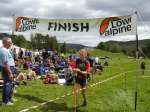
[
  {"xmin": 99, "ymin": 16, "xmax": 132, "ymax": 36},
  {"xmin": 16, "ymin": 17, "xmax": 39, "ymax": 32}
]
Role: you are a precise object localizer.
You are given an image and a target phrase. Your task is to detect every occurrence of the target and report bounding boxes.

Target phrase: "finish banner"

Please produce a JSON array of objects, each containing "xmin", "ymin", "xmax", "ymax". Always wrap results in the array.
[{"xmin": 14, "ymin": 14, "xmax": 137, "ymax": 36}]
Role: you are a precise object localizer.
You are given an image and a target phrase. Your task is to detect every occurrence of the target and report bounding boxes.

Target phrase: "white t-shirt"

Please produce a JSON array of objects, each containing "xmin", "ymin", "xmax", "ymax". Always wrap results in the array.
[{"xmin": 95, "ymin": 57, "xmax": 99, "ymax": 63}]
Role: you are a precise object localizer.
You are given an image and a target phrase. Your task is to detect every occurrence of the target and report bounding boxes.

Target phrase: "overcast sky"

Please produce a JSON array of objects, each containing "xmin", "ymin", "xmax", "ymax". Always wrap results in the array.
[{"xmin": 0, "ymin": 0, "xmax": 150, "ymax": 46}]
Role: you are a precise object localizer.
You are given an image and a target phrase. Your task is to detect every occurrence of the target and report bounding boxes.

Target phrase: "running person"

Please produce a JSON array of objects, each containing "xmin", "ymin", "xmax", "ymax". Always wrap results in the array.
[{"xmin": 73, "ymin": 49, "xmax": 90, "ymax": 106}]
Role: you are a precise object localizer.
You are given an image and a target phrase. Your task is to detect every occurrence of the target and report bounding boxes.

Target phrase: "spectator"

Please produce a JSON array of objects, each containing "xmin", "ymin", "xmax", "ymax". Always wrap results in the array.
[
  {"xmin": 18, "ymin": 48, "xmax": 23, "ymax": 59},
  {"xmin": 0, "ymin": 37, "xmax": 15, "ymax": 105},
  {"xmin": 104, "ymin": 56, "xmax": 109, "ymax": 66},
  {"xmin": 140, "ymin": 61, "xmax": 146, "ymax": 75}
]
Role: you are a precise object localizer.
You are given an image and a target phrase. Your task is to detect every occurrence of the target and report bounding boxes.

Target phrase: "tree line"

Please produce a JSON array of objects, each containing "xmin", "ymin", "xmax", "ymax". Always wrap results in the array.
[{"xmin": 11, "ymin": 33, "xmax": 76, "ymax": 53}]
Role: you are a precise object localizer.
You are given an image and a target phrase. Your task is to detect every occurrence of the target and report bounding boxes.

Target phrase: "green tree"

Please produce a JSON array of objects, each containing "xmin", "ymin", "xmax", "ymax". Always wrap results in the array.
[
  {"xmin": 12, "ymin": 35, "xmax": 29, "ymax": 48},
  {"xmin": 108, "ymin": 43, "xmax": 122, "ymax": 53},
  {"xmin": 30, "ymin": 33, "xmax": 59, "ymax": 51},
  {"xmin": 97, "ymin": 42, "xmax": 106, "ymax": 50},
  {"xmin": 60, "ymin": 42, "xmax": 67, "ymax": 54}
]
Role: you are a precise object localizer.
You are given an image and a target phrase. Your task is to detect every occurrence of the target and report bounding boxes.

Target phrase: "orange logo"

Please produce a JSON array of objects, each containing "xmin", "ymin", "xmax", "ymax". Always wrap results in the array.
[
  {"xmin": 16, "ymin": 17, "xmax": 29, "ymax": 31},
  {"xmin": 99, "ymin": 17, "xmax": 120, "ymax": 35}
]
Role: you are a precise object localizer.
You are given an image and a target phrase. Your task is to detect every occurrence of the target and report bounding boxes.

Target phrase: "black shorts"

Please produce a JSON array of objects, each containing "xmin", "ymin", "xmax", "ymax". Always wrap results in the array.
[{"xmin": 75, "ymin": 77, "xmax": 87, "ymax": 87}]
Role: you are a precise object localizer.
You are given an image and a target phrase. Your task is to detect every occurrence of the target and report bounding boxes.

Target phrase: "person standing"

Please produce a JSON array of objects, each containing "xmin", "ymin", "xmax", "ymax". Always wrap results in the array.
[
  {"xmin": 140, "ymin": 61, "xmax": 146, "ymax": 75},
  {"xmin": 73, "ymin": 49, "xmax": 90, "ymax": 107},
  {"xmin": 104, "ymin": 56, "xmax": 109, "ymax": 66},
  {"xmin": 0, "ymin": 37, "xmax": 15, "ymax": 105},
  {"xmin": 18, "ymin": 48, "xmax": 23, "ymax": 59}
]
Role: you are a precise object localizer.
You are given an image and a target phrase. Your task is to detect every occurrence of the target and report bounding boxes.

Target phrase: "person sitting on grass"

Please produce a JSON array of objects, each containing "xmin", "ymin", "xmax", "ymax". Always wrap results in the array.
[
  {"xmin": 43, "ymin": 74, "xmax": 58, "ymax": 84},
  {"xmin": 26, "ymin": 68, "xmax": 37, "ymax": 80},
  {"xmin": 16, "ymin": 71, "xmax": 27, "ymax": 85},
  {"xmin": 93, "ymin": 57, "xmax": 103, "ymax": 75}
]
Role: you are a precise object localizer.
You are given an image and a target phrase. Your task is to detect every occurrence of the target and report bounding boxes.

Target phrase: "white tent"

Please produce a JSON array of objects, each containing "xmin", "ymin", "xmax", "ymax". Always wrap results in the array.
[{"xmin": 0, "ymin": 40, "xmax": 2, "ymax": 47}]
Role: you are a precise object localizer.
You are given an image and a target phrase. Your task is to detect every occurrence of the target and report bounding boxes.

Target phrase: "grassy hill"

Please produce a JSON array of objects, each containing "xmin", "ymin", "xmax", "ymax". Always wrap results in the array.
[
  {"xmin": 0, "ymin": 49, "xmax": 150, "ymax": 112},
  {"xmin": 90, "ymin": 49, "xmax": 127, "ymax": 59},
  {"xmin": 97, "ymin": 39, "xmax": 150, "ymax": 57}
]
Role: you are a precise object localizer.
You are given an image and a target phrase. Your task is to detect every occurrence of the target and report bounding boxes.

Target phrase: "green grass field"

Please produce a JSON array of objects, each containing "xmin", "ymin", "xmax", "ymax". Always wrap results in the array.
[{"xmin": 0, "ymin": 49, "xmax": 150, "ymax": 112}]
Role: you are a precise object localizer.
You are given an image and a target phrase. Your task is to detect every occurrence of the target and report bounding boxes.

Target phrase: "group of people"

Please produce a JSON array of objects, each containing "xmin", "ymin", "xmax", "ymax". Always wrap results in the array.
[
  {"xmin": 0, "ymin": 36, "xmax": 106, "ymax": 107},
  {"xmin": 0, "ymin": 35, "xmax": 147, "ymax": 109}
]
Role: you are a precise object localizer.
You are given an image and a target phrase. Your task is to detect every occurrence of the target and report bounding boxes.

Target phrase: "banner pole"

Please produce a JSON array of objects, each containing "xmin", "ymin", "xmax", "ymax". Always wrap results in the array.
[
  {"xmin": 12, "ymin": 14, "xmax": 15, "ymax": 37},
  {"xmin": 135, "ymin": 11, "xmax": 139, "ymax": 111},
  {"xmin": 73, "ymin": 75, "xmax": 77, "ymax": 112}
]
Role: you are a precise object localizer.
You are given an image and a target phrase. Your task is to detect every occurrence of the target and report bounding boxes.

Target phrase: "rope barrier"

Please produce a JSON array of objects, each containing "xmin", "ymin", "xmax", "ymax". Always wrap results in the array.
[
  {"xmin": 19, "ymin": 71, "xmax": 127, "ymax": 112},
  {"xmin": 19, "ymin": 69, "xmax": 150, "ymax": 112}
]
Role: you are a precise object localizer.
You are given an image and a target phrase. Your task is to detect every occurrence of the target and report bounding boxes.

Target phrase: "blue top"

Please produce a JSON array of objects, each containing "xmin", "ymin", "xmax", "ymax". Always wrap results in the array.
[{"xmin": 0, "ymin": 47, "xmax": 15, "ymax": 67}]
